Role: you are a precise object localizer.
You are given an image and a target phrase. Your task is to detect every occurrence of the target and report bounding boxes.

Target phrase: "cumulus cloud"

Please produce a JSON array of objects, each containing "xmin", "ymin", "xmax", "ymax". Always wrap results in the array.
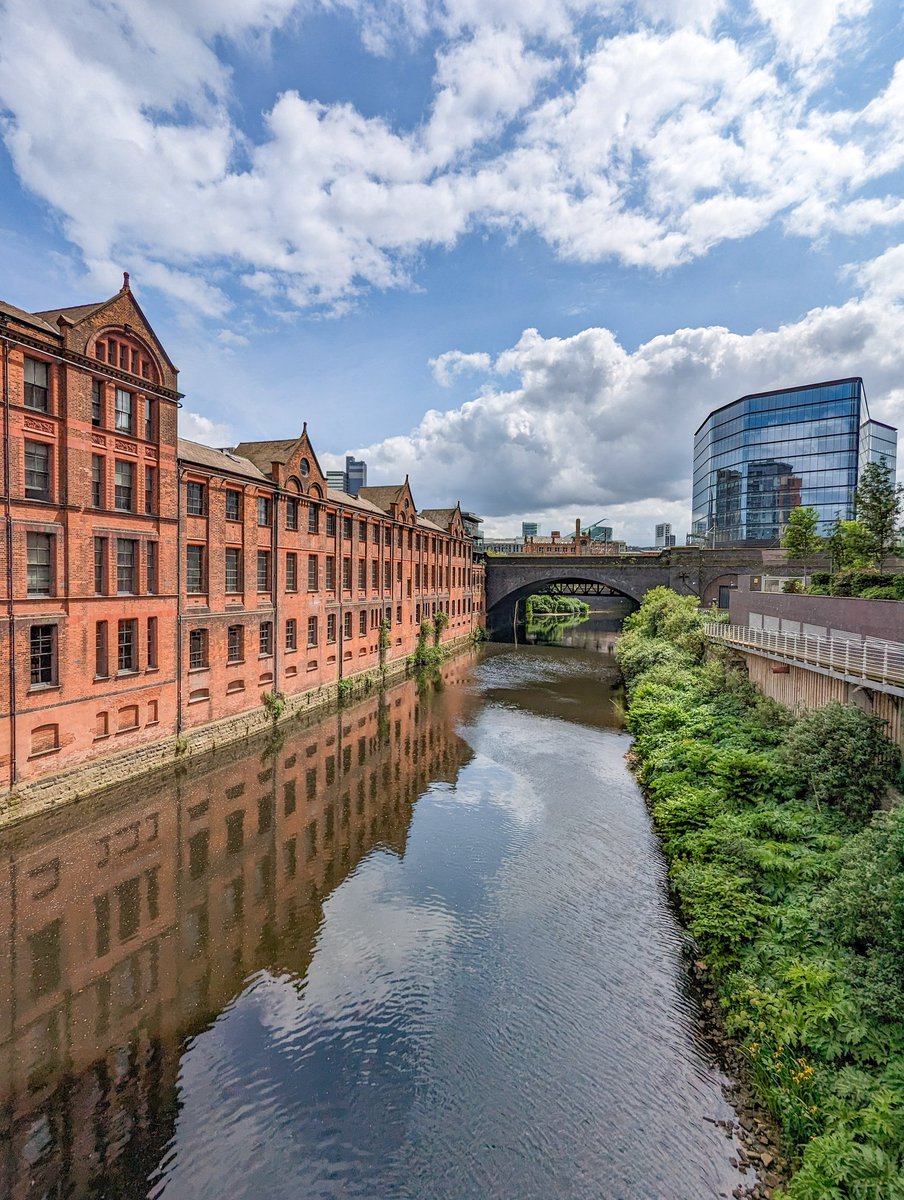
[
  {"xmin": 429, "ymin": 349, "xmax": 493, "ymax": 385},
  {"xmin": 353, "ymin": 290, "xmax": 904, "ymax": 544},
  {"xmin": 0, "ymin": 0, "xmax": 902, "ymax": 311},
  {"xmin": 180, "ymin": 411, "xmax": 234, "ymax": 446}
]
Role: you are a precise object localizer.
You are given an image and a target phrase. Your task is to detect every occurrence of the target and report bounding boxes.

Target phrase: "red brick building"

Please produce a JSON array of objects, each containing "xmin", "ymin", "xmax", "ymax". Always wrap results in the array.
[{"xmin": 0, "ymin": 279, "xmax": 484, "ymax": 790}]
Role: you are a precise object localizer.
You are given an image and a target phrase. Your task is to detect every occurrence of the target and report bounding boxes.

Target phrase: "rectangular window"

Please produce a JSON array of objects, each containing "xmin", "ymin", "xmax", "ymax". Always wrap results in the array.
[
  {"xmin": 257, "ymin": 496, "xmax": 271, "ymax": 526},
  {"xmin": 325, "ymin": 512, "xmax": 336, "ymax": 537},
  {"xmin": 189, "ymin": 628, "xmax": 208, "ymax": 669},
  {"xmin": 95, "ymin": 621, "xmax": 108, "ymax": 677},
  {"xmin": 116, "ymin": 539, "xmax": 137, "ymax": 594},
  {"xmin": 342, "ymin": 516, "xmax": 352, "ymax": 539},
  {"xmin": 30, "ymin": 624, "xmax": 56, "ymax": 686},
  {"xmin": 227, "ymin": 624, "xmax": 243, "ymax": 663},
  {"xmin": 225, "ymin": 547, "xmax": 241, "ymax": 593},
  {"xmin": 257, "ymin": 550, "xmax": 271, "ymax": 592},
  {"xmin": 26, "ymin": 532, "xmax": 53, "ymax": 595},
  {"xmin": 225, "ymin": 489, "xmax": 241, "ymax": 521},
  {"xmin": 308, "ymin": 505, "xmax": 319, "ymax": 534},
  {"xmin": 342, "ymin": 557, "xmax": 351, "ymax": 590},
  {"xmin": 147, "ymin": 617, "xmax": 158, "ymax": 669},
  {"xmin": 359, "ymin": 520, "xmax": 367, "ymax": 542},
  {"xmin": 144, "ymin": 398, "xmax": 155, "ymax": 442},
  {"xmin": 286, "ymin": 499, "xmax": 298, "ymax": 530},
  {"xmin": 307, "ymin": 555, "xmax": 318, "ymax": 591},
  {"xmin": 359, "ymin": 610, "xmax": 367, "ymax": 636},
  {"xmin": 286, "ymin": 552, "xmax": 297, "ymax": 591},
  {"xmin": 146, "ymin": 541, "xmax": 157, "ymax": 594},
  {"xmin": 92, "ymin": 454, "xmax": 104, "ymax": 508},
  {"xmin": 307, "ymin": 615, "xmax": 319, "ymax": 647},
  {"xmin": 119, "ymin": 345, "xmax": 128, "ymax": 371},
  {"xmin": 186, "ymin": 481, "xmax": 205, "ymax": 516},
  {"xmin": 114, "ymin": 460, "xmax": 133, "ymax": 511},
  {"xmin": 24, "ymin": 358, "xmax": 49, "ymax": 411},
  {"xmin": 259, "ymin": 621, "xmax": 273, "ymax": 656},
  {"xmin": 92, "ymin": 379, "xmax": 103, "ymax": 426},
  {"xmin": 327, "ymin": 613, "xmax": 336, "ymax": 643},
  {"xmin": 325, "ymin": 556, "xmax": 335, "ymax": 590},
  {"xmin": 343, "ymin": 611, "xmax": 352, "ymax": 640},
  {"xmin": 286, "ymin": 618, "xmax": 297, "ymax": 651},
  {"xmin": 384, "ymin": 561, "xmax": 391, "ymax": 590},
  {"xmin": 94, "ymin": 537, "xmax": 107, "ymax": 594},
  {"xmin": 117, "ymin": 619, "xmax": 137, "ymax": 672},
  {"xmin": 358, "ymin": 559, "xmax": 366, "ymax": 590},
  {"xmin": 144, "ymin": 466, "xmax": 156, "ymax": 514},
  {"xmin": 24, "ymin": 440, "xmax": 51, "ymax": 500},
  {"xmin": 186, "ymin": 544, "xmax": 205, "ymax": 593},
  {"xmin": 396, "ymin": 604, "xmax": 402, "ymax": 625},
  {"xmin": 114, "ymin": 389, "xmax": 133, "ymax": 433},
  {"xmin": 371, "ymin": 560, "xmax": 378, "ymax": 590}
]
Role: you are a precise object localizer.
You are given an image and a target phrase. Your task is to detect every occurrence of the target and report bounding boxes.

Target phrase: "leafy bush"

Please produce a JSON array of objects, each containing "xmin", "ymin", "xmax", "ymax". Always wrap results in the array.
[
  {"xmin": 810, "ymin": 572, "xmax": 832, "ymax": 588},
  {"xmin": 858, "ymin": 585, "xmax": 898, "ymax": 600},
  {"xmin": 783, "ymin": 578, "xmax": 805, "ymax": 593},
  {"xmin": 777, "ymin": 702, "xmax": 899, "ymax": 823}
]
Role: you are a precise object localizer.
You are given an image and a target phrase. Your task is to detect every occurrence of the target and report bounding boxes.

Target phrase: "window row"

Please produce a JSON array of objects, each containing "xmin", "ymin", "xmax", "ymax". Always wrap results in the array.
[
  {"xmin": 91, "ymin": 378, "xmax": 157, "ymax": 439},
  {"xmin": 23, "ymin": 533, "xmax": 158, "ymax": 596},
  {"xmin": 28, "ymin": 616, "xmax": 159, "ymax": 687}
]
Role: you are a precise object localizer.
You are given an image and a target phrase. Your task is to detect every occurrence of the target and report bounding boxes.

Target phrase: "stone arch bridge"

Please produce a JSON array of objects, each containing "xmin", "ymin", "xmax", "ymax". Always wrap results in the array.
[{"xmin": 484, "ymin": 547, "xmax": 805, "ymax": 638}]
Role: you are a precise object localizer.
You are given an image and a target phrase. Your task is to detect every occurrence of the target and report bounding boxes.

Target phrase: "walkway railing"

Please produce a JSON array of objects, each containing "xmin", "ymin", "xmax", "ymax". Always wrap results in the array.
[{"xmin": 706, "ymin": 622, "xmax": 904, "ymax": 693}]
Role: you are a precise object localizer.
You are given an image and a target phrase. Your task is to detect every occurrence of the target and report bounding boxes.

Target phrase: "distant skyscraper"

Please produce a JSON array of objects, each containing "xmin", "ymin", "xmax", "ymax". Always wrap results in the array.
[
  {"xmin": 521, "ymin": 521, "xmax": 539, "ymax": 538},
  {"xmin": 693, "ymin": 378, "xmax": 897, "ymax": 544},
  {"xmin": 655, "ymin": 523, "xmax": 676, "ymax": 548},
  {"xmin": 345, "ymin": 455, "xmax": 367, "ymax": 497},
  {"xmin": 327, "ymin": 456, "xmax": 368, "ymax": 496}
]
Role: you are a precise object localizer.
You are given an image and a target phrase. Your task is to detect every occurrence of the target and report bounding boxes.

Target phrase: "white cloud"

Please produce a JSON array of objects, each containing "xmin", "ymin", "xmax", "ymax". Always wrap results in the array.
[
  {"xmin": 429, "ymin": 349, "xmax": 492, "ymax": 385},
  {"xmin": 180, "ymin": 411, "xmax": 234, "ymax": 445},
  {"xmin": 0, "ymin": 0, "xmax": 902, "ymax": 311},
  {"xmin": 353, "ymin": 288, "xmax": 904, "ymax": 544}
]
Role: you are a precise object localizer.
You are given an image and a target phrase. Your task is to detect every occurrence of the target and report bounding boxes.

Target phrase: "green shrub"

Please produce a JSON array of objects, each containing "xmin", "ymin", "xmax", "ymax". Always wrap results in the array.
[
  {"xmin": 810, "ymin": 572, "xmax": 831, "ymax": 588},
  {"xmin": 783, "ymin": 578, "xmax": 805, "ymax": 593},
  {"xmin": 776, "ymin": 702, "xmax": 899, "ymax": 824},
  {"xmin": 858, "ymin": 585, "xmax": 898, "ymax": 600}
]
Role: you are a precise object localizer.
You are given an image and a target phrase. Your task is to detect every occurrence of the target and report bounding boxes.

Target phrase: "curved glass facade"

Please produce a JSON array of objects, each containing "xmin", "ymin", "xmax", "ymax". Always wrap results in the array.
[{"xmin": 692, "ymin": 379, "xmax": 897, "ymax": 545}]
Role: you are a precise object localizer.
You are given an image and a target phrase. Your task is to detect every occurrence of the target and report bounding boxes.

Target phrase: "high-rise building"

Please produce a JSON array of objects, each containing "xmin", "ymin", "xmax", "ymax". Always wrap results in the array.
[
  {"xmin": 521, "ymin": 521, "xmax": 539, "ymax": 539},
  {"xmin": 326, "ymin": 455, "xmax": 367, "ymax": 496},
  {"xmin": 692, "ymin": 378, "xmax": 898, "ymax": 545},
  {"xmin": 655, "ymin": 523, "xmax": 676, "ymax": 548}
]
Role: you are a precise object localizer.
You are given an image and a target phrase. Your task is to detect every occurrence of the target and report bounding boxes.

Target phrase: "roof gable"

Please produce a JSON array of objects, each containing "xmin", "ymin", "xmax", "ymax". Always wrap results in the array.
[
  {"xmin": 233, "ymin": 424, "xmax": 329, "ymax": 497},
  {"xmin": 358, "ymin": 478, "xmax": 417, "ymax": 521}
]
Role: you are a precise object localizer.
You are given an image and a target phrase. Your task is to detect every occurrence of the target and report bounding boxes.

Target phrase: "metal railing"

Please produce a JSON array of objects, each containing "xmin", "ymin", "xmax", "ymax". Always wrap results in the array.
[{"xmin": 706, "ymin": 622, "xmax": 904, "ymax": 692}]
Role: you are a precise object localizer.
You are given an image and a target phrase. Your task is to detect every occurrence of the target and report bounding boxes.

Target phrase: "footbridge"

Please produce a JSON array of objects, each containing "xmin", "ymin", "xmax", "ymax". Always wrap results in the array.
[{"xmin": 484, "ymin": 546, "xmax": 809, "ymax": 638}]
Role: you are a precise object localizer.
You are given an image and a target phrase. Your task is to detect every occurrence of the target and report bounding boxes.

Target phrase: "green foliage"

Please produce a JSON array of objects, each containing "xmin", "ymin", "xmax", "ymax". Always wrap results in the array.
[
  {"xmin": 826, "ymin": 519, "xmax": 874, "ymax": 572},
  {"xmin": 261, "ymin": 690, "xmax": 286, "ymax": 722},
  {"xmin": 525, "ymin": 593, "xmax": 590, "ymax": 620},
  {"xmin": 620, "ymin": 586, "xmax": 904, "ymax": 1197},
  {"xmin": 433, "ymin": 609, "xmax": 449, "ymax": 645},
  {"xmin": 378, "ymin": 619, "xmax": 391, "ymax": 668},
  {"xmin": 783, "ymin": 578, "xmax": 805, "ymax": 593},
  {"xmin": 858, "ymin": 586, "xmax": 898, "ymax": 600},
  {"xmin": 412, "ymin": 619, "xmax": 443, "ymax": 666},
  {"xmin": 777, "ymin": 702, "xmax": 898, "ymax": 823},
  {"xmin": 855, "ymin": 457, "xmax": 904, "ymax": 570},
  {"xmin": 782, "ymin": 506, "xmax": 823, "ymax": 563}
]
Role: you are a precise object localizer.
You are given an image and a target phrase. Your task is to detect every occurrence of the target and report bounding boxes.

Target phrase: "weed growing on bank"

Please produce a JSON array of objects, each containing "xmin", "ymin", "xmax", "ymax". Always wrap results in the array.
[{"xmin": 617, "ymin": 588, "xmax": 903, "ymax": 1199}]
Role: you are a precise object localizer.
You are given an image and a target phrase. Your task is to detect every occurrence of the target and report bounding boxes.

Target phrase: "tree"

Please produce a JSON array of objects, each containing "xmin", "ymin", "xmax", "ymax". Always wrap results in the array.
[
  {"xmin": 825, "ymin": 517, "xmax": 873, "ymax": 571},
  {"xmin": 781, "ymin": 506, "xmax": 822, "ymax": 579},
  {"xmin": 855, "ymin": 457, "xmax": 904, "ymax": 570}
]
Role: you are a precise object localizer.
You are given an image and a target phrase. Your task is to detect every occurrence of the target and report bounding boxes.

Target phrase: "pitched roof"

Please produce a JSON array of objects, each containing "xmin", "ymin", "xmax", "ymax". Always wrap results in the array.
[
  {"xmin": 325, "ymin": 488, "xmax": 389, "ymax": 515},
  {"xmin": 33, "ymin": 300, "xmax": 108, "ymax": 326},
  {"xmin": 0, "ymin": 300, "xmax": 58, "ymax": 336},
  {"xmin": 232, "ymin": 438, "xmax": 300, "ymax": 473},
  {"xmin": 417, "ymin": 515, "xmax": 445, "ymax": 532},
  {"xmin": 419, "ymin": 507, "xmax": 459, "ymax": 532},
  {"xmin": 357, "ymin": 484, "xmax": 407, "ymax": 512},
  {"xmin": 177, "ymin": 438, "xmax": 269, "ymax": 482}
]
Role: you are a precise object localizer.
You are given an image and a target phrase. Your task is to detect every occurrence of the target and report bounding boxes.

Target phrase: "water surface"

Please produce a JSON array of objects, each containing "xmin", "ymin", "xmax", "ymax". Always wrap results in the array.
[{"xmin": 0, "ymin": 638, "xmax": 749, "ymax": 1199}]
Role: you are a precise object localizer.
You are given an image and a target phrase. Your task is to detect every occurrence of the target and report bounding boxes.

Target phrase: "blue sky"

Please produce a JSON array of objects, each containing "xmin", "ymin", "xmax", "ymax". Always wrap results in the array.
[{"xmin": 1, "ymin": 0, "xmax": 902, "ymax": 541}]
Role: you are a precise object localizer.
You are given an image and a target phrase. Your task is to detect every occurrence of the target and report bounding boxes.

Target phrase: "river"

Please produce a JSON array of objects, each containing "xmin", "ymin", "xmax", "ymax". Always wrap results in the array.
[{"xmin": 0, "ymin": 619, "xmax": 753, "ymax": 1200}]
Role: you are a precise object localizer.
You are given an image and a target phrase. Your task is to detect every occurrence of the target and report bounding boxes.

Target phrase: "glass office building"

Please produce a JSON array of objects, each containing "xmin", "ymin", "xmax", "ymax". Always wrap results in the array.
[{"xmin": 692, "ymin": 378, "xmax": 898, "ymax": 545}]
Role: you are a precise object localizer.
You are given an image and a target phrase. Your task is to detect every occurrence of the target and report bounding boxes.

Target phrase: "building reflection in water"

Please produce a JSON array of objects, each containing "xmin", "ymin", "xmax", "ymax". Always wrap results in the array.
[{"xmin": 0, "ymin": 658, "xmax": 477, "ymax": 1199}]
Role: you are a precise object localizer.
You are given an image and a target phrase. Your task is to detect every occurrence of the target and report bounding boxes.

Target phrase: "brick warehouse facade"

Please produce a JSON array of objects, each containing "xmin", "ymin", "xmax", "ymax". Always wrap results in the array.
[{"xmin": 0, "ymin": 278, "xmax": 485, "ymax": 791}]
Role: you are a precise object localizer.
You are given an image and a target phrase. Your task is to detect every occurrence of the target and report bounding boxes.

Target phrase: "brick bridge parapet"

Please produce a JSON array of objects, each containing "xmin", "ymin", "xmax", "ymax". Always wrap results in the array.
[{"xmin": 484, "ymin": 546, "xmax": 810, "ymax": 636}]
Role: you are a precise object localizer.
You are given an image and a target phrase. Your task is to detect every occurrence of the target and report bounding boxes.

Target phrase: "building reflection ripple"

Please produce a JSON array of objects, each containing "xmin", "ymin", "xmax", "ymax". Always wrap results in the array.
[{"xmin": 0, "ymin": 658, "xmax": 477, "ymax": 1199}]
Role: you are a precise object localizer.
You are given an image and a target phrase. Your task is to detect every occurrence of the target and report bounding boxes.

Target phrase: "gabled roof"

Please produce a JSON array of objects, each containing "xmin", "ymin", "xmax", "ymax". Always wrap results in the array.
[
  {"xmin": 177, "ymin": 438, "xmax": 269, "ymax": 482},
  {"xmin": 0, "ymin": 300, "xmax": 58, "ymax": 336},
  {"xmin": 357, "ymin": 484, "xmax": 407, "ymax": 512},
  {"xmin": 417, "ymin": 516, "xmax": 445, "ymax": 532},
  {"xmin": 325, "ymin": 488, "xmax": 390, "ymax": 516},
  {"xmin": 33, "ymin": 300, "xmax": 108, "ymax": 326},
  {"xmin": 232, "ymin": 438, "xmax": 300, "ymax": 472},
  {"xmin": 420, "ymin": 507, "xmax": 459, "ymax": 532}
]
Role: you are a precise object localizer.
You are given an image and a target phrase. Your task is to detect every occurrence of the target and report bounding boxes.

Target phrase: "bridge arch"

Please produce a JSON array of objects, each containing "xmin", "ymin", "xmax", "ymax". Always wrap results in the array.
[{"xmin": 485, "ymin": 568, "xmax": 645, "ymax": 639}]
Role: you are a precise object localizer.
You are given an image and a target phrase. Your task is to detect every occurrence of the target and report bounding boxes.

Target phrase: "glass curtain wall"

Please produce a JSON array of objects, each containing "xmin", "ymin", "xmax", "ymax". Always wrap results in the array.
[{"xmin": 691, "ymin": 379, "xmax": 877, "ymax": 545}]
